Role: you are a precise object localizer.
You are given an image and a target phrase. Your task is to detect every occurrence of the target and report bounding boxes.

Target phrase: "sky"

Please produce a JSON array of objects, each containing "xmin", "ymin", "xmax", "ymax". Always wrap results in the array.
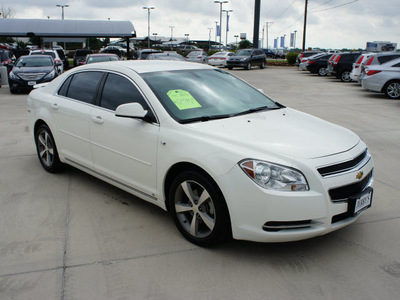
[{"xmin": 1, "ymin": 0, "xmax": 399, "ymax": 50}]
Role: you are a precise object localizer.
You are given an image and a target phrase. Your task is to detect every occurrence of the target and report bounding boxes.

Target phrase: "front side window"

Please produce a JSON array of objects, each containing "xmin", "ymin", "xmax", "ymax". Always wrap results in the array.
[
  {"xmin": 142, "ymin": 69, "xmax": 281, "ymax": 123},
  {"xmin": 100, "ymin": 73, "xmax": 147, "ymax": 111},
  {"xmin": 67, "ymin": 72, "xmax": 103, "ymax": 104}
]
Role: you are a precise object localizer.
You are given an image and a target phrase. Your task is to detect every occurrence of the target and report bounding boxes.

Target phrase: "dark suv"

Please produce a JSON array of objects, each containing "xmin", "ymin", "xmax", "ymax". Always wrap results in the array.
[
  {"xmin": 227, "ymin": 49, "xmax": 266, "ymax": 70},
  {"xmin": 73, "ymin": 49, "xmax": 93, "ymax": 67},
  {"xmin": 306, "ymin": 54, "xmax": 333, "ymax": 76},
  {"xmin": 331, "ymin": 52, "xmax": 362, "ymax": 82},
  {"xmin": 296, "ymin": 51, "xmax": 320, "ymax": 66}
]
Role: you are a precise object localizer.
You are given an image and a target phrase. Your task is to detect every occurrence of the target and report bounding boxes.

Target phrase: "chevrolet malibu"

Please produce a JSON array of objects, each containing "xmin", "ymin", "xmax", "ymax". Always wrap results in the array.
[{"xmin": 27, "ymin": 61, "xmax": 374, "ymax": 246}]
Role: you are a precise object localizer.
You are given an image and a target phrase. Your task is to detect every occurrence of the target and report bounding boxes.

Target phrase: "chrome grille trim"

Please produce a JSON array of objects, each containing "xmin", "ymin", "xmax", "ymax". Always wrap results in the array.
[{"xmin": 18, "ymin": 73, "xmax": 46, "ymax": 81}]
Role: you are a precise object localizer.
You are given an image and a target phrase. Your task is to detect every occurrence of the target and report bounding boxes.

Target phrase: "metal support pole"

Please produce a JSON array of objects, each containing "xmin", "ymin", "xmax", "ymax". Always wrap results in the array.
[
  {"xmin": 253, "ymin": 0, "xmax": 261, "ymax": 48},
  {"xmin": 302, "ymin": 0, "xmax": 308, "ymax": 52}
]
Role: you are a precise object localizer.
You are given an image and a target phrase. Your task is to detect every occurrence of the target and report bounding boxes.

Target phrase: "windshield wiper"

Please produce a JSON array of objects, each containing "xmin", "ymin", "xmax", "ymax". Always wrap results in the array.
[
  {"xmin": 179, "ymin": 114, "xmax": 231, "ymax": 124},
  {"xmin": 232, "ymin": 106, "xmax": 282, "ymax": 117}
]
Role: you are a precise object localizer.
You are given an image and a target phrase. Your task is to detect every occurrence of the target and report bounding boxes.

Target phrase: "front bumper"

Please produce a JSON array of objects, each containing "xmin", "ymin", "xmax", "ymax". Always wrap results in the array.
[
  {"xmin": 9, "ymin": 76, "xmax": 54, "ymax": 90},
  {"xmin": 216, "ymin": 143, "xmax": 374, "ymax": 242},
  {"xmin": 227, "ymin": 60, "xmax": 248, "ymax": 68}
]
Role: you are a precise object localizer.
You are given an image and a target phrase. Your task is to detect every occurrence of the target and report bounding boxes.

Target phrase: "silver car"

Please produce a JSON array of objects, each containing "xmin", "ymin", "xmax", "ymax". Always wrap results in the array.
[
  {"xmin": 208, "ymin": 52, "xmax": 234, "ymax": 67},
  {"xmin": 361, "ymin": 57, "xmax": 400, "ymax": 99},
  {"xmin": 358, "ymin": 52, "xmax": 400, "ymax": 84},
  {"xmin": 186, "ymin": 51, "xmax": 208, "ymax": 64}
]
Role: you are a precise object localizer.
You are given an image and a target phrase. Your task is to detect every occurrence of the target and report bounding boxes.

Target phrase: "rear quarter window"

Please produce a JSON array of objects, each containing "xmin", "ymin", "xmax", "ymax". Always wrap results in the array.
[{"xmin": 65, "ymin": 71, "xmax": 103, "ymax": 104}]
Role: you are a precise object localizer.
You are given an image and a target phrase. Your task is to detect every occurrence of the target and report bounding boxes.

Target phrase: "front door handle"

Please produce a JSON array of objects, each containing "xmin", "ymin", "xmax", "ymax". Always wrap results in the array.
[{"xmin": 92, "ymin": 116, "xmax": 104, "ymax": 124}]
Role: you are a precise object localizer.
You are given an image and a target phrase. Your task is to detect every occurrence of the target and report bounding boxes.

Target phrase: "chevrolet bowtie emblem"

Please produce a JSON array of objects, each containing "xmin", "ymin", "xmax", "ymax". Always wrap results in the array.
[{"xmin": 356, "ymin": 171, "xmax": 363, "ymax": 180}]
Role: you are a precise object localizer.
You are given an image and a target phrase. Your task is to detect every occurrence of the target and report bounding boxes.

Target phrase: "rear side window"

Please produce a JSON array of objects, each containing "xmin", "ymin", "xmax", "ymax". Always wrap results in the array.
[
  {"xmin": 100, "ymin": 73, "xmax": 147, "ymax": 111},
  {"xmin": 58, "ymin": 75, "xmax": 73, "ymax": 96},
  {"xmin": 378, "ymin": 55, "xmax": 400, "ymax": 64},
  {"xmin": 392, "ymin": 63, "xmax": 400, "ymax": 67},
  {"xmin": 66, "ymin": 72, "xmax": 103, "ymax": 104}
]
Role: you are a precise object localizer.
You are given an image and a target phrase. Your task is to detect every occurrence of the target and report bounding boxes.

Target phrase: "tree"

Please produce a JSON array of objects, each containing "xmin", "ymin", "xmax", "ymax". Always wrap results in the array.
[
  {"xmin": 0, "ymin": 6, "xmax": 16, "ymax": 18},
  {"xmin": 238, "ymin": 39, "xmax": 253, "ymax": 49}
]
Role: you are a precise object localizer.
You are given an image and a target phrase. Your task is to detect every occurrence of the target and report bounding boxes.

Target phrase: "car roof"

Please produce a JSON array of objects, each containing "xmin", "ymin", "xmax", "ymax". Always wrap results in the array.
[{"xmin": 74, "ymin": 60, "xmax": 214, "ymax": 74}]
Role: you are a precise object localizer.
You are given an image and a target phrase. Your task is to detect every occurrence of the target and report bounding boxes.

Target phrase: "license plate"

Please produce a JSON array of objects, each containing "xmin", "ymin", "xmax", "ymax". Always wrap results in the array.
[
  {"xmin": 28, "ymin": 81, "xmax": 36, "ymax": 86},
  {"xmin": 354, "ymin": 191, "xmax": 372, "ymax": 214}
]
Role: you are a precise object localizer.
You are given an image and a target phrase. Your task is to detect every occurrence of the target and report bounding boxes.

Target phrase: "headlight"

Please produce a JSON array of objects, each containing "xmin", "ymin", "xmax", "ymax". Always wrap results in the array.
[
  {"xmin": 44, "ymin": 70, "xmax": 56, "ymax": 79},
  {"xmin": 239, "ymin": 159, "xmax": 309, "ymax": 191},
  {"xmin": 9, "ymin": 71, "xmax": 18, "ymax": 79}
]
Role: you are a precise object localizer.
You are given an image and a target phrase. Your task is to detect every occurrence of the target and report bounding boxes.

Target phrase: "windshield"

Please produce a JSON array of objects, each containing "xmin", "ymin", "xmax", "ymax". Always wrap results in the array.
[
  {"xmin": 142, "ymin": 69, "xmax": 281, "ymax": 123},
  {"xmin": 31, "ymin": 52, "xmax": 56, "ymax": 58},
  {"xmin": 87, "ymin": 56, "xmax": 118, "ymax": 63},
  {"xmin": 16, "ymin": 57, "xmax": 53, "ymax": 67},
  {"xmin": 235, "ymin": 49, "xmax": 252, "ymax": 56}
]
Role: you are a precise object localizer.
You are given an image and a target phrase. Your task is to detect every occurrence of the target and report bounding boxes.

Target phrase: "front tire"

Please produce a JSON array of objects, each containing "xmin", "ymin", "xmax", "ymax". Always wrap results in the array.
[
  {"xmin": 260, "ymin": 61, "xmax": 265, "ymax": 69},
  {"xmin": 383, "ymin": 80, "xmax": 400, "ymax": 99},
  {"xmin": 35, "ymin": 124, "xmax": 66, "ymax": 173},
  {"xmin": 245, "ymin": 62, "xmax": 251, "ymax": 70},
  {"xmin": 169, "ymin": 171, "xmax": 231, "ymax": 246}
]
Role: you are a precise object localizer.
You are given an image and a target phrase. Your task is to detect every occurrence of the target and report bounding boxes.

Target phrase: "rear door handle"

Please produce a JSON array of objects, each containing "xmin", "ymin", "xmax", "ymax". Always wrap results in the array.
[
  {"xmin": 51, "ymin": 103, "xmax": 59, "ymax": 110},
  {"xmin": 92, "ymin": 116, "xmax": 104, "ymax": 124}
]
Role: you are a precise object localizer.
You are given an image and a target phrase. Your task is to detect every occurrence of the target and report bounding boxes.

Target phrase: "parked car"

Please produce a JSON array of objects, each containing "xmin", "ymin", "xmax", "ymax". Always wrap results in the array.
[
  {"xmin": 299, "ymin": 53, "xmax": 326, "ymax": 71},
  {"xmin": 0, "ymin": 49, "xmax": 15, "ymax": 72},
  {"xmin": 296, "ymin": 51, "xmax": 321, "ymax": 66},
  {"xmin": 53, "ymin": 45, "xmax": 66, "ymax": 55},
  {"xmin": 227, "ymin": 48, "xmax": 266, "ymax": 70},
  {"xmin": 350, "ymin": 53, "xmax": 373, "ymax": 82},
  {"xmin": 186, "ymin": 51, "xmax": 208, "ymax": 64},
  {"xmin": 306, "ymin": 54, "xmax": 333, "ymax": 76},
  {"xmin": 73, "ymin": 49, "xmax": 93, "ymax": 67},
  {"xmin": 262, "ymin": 49, "xmax": 276, "ymax": 58},
  {"xmin": 361, "ymin": 57, "xmax": 400, "ymax": 99},
  {"xmin": 54, "ymin": 48, "xmax": 69, "ymax": 70},
  {"xmin": 331, "ymin": 52, "xmax": 362, "ymax": 82},
  {"xmin": 30, "ymin": 49, "xmax": 64, "ymax": 74},
  {"xmin": 27, "ymin": 60, "xmax": 374, "ymax": 246},
  {"xmin": 358, "ymin": 52, "xmax": 400, "ymax": 84},
  {"xmin": 134, "ymin": 49, "xmax": 163, "ymax": 60},
  {"xmin": 208, "ymin": 51, "xmax": 234, "ymax": 67},
  {"xmin": 101, "ymin": 45, "xmax": 127, "ymax": 58},
  {"xmin": 8, "ymin": 55, "xmax": 57, "ymax": 94},
  {"xmin": 146, "ymin": 52, "xmax": 186, "ymax": 61},
  {"xmin": 85, "ymin": 53, "xmax": 120, "ymax": 64},
  {"xmin": 274, "ymin": 49, "xmax": 286, "ymax": 59}
]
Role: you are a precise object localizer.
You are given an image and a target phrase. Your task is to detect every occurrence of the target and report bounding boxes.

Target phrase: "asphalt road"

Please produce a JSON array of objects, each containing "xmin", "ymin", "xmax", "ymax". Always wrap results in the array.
[{"xmin": 0, "ymin": 66, "xmax": 399, "ymax": 300}]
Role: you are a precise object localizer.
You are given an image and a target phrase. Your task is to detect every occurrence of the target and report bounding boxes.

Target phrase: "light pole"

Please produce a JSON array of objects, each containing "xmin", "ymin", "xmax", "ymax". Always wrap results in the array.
[
  {"xmin": 185, "ymin": 33, "xmax": 189, "ymax": 44},
  {"xmin": 294, "ymin": 30, "xmax": 297, "ymax": 49},
  {"xmin": 234, "ymin": 34, "xmax": 238, "ymax": 49},
  {"xmin": 56, "ymin": 4, "xmax": 69, "ymax": 20},
  {"xmin": 222, "ymin": 9, "xmax": 232, "ymax": 48},
  {"xmin": 169, "ymin": 26, "xmax": 175, "ymax": 41},
  {"xmin": 215, "ymin": 21, "xmax": 218, "ymax": 49},
  {"xmin": 143, "ymin": 6, "xmax": 155, "ymax": 49},
  {"xmin": 208, "ymin": 28, "xmax": 213, "ymax": 50},
  {"xmin": 214, "ymin": 1, "xmax": 228, "ymax": 50},
  {"xmin": 265, "ymin": 22, "xmax": 273, "ymax": 49}
]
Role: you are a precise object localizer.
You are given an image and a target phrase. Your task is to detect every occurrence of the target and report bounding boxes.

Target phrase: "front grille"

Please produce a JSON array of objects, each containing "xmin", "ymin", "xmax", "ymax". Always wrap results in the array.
[
  {"xmin": 329, "ymin": 170, "xmax": 373, "ymax": 202},
  {"xmin": 18, "ymin": 73, "xmax": 46, "ymax": 81},
  {"xmin": 318, "ymin": 150, "xmax": 369, "ymax": 177}
]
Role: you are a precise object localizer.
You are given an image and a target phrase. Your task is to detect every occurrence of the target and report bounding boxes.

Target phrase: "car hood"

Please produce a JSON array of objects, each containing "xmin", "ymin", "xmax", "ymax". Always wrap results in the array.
[
  {"xmin": 186, "ymin": 108, "xmax": 359, "ymax": 159},
  {"xmin": 13, "ymin": 66, "xmax": 54, "ymax": 74}
]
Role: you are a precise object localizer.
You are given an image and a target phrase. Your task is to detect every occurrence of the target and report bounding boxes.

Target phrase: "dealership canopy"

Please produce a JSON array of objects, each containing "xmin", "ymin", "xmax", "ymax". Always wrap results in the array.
[{"xmin": 0, "ymin": 18, "xmax": 136, "ymax": 38}]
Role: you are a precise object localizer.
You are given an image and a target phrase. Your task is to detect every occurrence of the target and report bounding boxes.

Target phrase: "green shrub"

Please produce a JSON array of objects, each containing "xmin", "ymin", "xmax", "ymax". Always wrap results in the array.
[{"xmin": 286, "ymin": 52, "xmax": 298, "ymax": 65}]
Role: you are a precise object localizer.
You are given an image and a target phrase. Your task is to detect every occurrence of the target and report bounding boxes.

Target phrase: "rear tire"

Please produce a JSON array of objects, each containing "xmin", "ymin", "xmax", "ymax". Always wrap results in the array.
[
  {"xmin": 340, "ymin": 71, "xmax": 352, "ymax": 82},
  {"xmin": 228, "ymin": 66, "xmax": 233, "ymax": 70},
  {"xmin": 383, "ymin": 80, "xmax": 400, "ymax": 99},
  {"xmin": 260, "ymin": 61, "xmax": 265, "ymax": 69},
  {"xmin": 35, "ymin": 124, "xmax": 66, "ymax": 173},
  {"xmin": 318, "ymin": 67, "xmax": 328, "ymax": 76},
  {"xmin": 169, "ymin": 170, "xmax": 231, "ymax": 246}
]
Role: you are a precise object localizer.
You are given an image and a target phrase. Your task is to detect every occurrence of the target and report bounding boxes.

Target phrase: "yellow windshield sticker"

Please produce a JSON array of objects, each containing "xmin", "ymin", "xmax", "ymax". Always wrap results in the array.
[{"xmin": 167, "ymin": 89, "xmax": 202, "ymax": 110}]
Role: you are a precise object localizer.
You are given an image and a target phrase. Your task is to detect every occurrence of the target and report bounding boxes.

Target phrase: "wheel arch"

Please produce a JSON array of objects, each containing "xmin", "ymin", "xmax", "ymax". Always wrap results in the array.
[{"xmin": 381, "ymin": 79, "xmax": 400, "ymax": 93}]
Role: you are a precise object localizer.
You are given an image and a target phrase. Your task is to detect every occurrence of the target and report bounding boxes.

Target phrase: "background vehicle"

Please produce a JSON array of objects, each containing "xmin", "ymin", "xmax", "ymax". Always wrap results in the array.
[
  {"xmin": 361, "ymin": 58, "xmax": 400, "ymax": 99},
  {"xmin": 30, "ymin": 49, "xmax": 64, "ymax": 74},
  {"xmin": 73, "ymin": 49, "xmax": 93, "ymax": 67},
  {"xmin": 54, "ymin": 48, "xmax": 69, "ymax": 70},
  {"xmin": 208, "ymin": 51, "xmax": 234, "ymax": 67},
  {"xmin": 146, "ymin": 52, "xmax": 186, "ymax": 61},
  {"xmin": 299, "ymin": 53, "xmax": 326, "ymax": 71},
  {"xmin": 8, "ymin": 55, "xmax": 57, "ymax": 93},
  {"xmin": 186, "ymin": 51, "xmax": 208, "ymax": 64},
  {"xmin": 306, "ymin": 54, "xmax": 333, "ymax": 76},
  {"xmin": 85, "ymin": 53, "xmax": 120, "ymax": 64},
  {"xmin": 134, "ymin": 49, "xmax": 162, "ymax": 60},
  {"xmin": 101, "ymin": 45, "xmax": 127, "ymax": 58},
  {"xmin": 358, "ymin": 52, "xmax": 400, "ymax": 83},
  {"xmin": 350, "ymin": 53, "xmax": 373, "ymax": 82},
  {"xmin": 227, "ymin": 48, "xmax": 266, "ymax": 70},
  {"xmin": 262, "ymin": 49, "xmax": 276, "ymax": 59},
  {"xmin": 331, "ymin": 52, "xmax": 362, "ymax": 82},
  {"xmin": 296, "ymin": 51, "xmax": 320, "ymax": 66},
  {"xmin": 0, "ymin": 49, "xmax": 14, "ymax": 72}
]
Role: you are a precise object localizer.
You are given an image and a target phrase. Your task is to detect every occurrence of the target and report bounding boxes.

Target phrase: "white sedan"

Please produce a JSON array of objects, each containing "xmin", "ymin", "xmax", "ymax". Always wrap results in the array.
[
  {"xmin": 361, "ymin": 57, "xmax": 400, "ymax": 99},
  {"xmin": 27, "ymin": 61, "xmax": 374, "ymax": 246},
  {"xmin": 208, "ymin": 51, "xmax": 234, "ymax": 67}
]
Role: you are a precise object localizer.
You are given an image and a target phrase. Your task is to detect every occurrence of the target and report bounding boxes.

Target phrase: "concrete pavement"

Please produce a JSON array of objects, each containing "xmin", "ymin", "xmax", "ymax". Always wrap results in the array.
[{"xmin": 0, "ymin": 67, "xmax": 399, "ymax": 299}]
